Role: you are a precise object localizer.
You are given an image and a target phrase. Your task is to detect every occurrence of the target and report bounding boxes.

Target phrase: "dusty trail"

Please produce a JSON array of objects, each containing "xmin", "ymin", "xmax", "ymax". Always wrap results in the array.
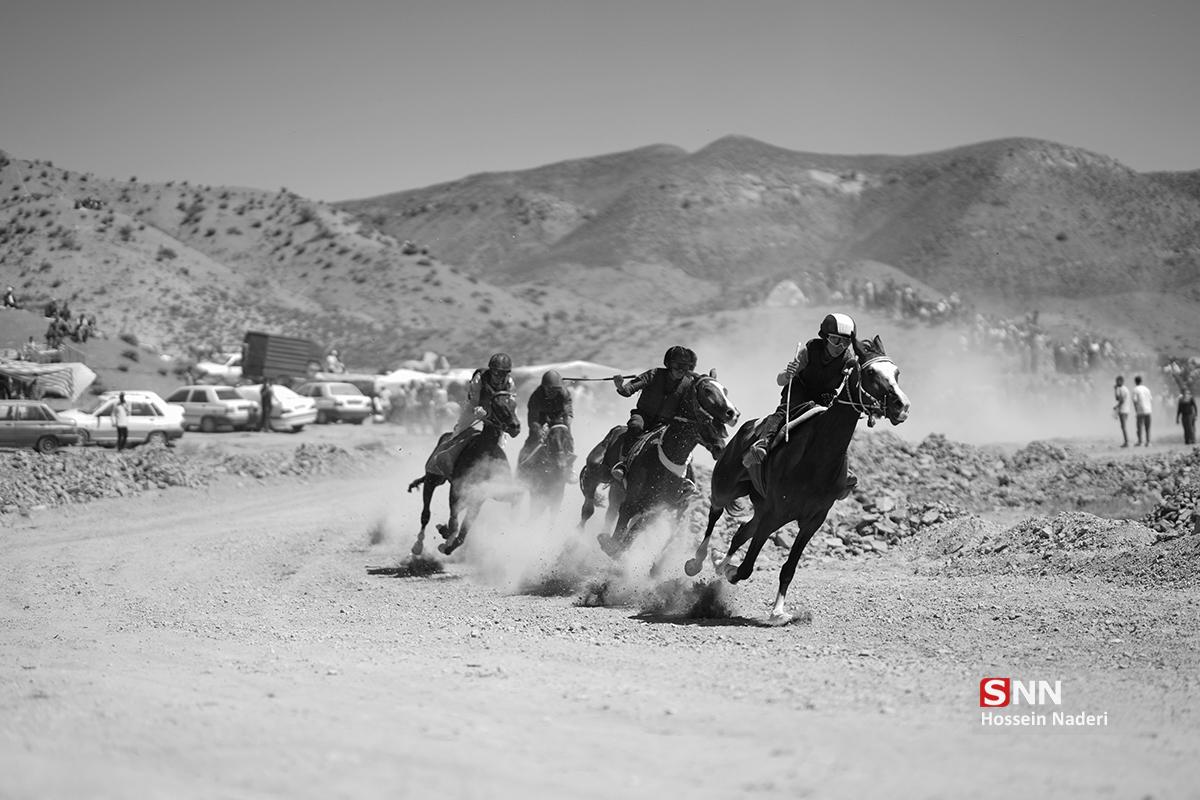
[{"xmin": 2, "ymin": 441, "xmax": 1199, "ymax": 799}]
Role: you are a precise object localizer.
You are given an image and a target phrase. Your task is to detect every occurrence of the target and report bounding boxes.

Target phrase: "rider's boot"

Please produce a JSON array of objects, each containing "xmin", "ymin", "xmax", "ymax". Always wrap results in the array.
[
  {"xmin": 742, "ymin": 411, "xmax": 785, "ymax": 467},
  {"xmin": 610, "ymin": 461, "xmax": 627, "ymax": 485}
]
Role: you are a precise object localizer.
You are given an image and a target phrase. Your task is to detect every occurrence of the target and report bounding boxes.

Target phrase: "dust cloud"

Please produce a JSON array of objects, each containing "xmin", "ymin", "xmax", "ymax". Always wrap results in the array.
[{"xmin": 685, "ymin": 307, "xmax": 1119, "ymax": 446}]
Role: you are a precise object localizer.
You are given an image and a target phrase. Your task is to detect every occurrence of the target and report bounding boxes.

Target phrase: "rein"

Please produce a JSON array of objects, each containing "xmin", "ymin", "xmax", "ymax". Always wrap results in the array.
[{"xmin": 834, "ymin": 356, "xmax": 893, "ymax": 426}]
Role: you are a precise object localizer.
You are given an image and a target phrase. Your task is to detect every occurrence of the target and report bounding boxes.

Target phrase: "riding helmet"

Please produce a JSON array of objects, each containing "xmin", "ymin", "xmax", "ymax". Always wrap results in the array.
[
  {"xmin": 541, "ymin": 369, "xmax": 563, "ymax": 388},
  {"xmin": 663, "ymin": 345, "xmax": 697, "ymax": 370},
  {"xmin": 488, "ymin": 352, "xmax": 513, "ymax": 372},
  {"xmin": 819, "ymin": 313, "xmax": 856, "ymax": 339}
]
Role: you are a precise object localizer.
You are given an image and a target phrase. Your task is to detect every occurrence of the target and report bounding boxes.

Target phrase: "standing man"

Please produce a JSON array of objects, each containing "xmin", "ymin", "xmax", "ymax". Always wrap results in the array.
[
  {"xmin": 1132, "ymin": 375, "xmax": 1153, "ymax": 447},
  {"xmin": 113, "ymin": 392, "xmax": 131, "ymax": 452},
  {"xmin": 1177, "ymin": 389, "xmax": 1197, "ymax": 445},
  {"xmin": 259, "ymin": 379, "xmax": 274, "ymax": 433},
  {"xmin": 1113, "ymin": 375, "xmax": 1132, "ymax": 448}
]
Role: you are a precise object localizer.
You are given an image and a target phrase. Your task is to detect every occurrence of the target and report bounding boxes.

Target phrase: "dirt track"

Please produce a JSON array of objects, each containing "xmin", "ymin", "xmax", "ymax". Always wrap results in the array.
[{"xmin": 2, "ymin": 425, "xmax": 1199, "ymax": 799}]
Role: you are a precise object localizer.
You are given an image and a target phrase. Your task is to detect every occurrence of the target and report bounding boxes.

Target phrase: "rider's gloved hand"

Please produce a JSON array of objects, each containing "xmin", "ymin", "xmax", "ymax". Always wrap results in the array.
[
  {"xmin": 784, "ymin": 359, "xmax": 801, "ymax": 379},
  {"xmin": 473, "ymin": 406, "xmax": 488, "ymax": 420}
]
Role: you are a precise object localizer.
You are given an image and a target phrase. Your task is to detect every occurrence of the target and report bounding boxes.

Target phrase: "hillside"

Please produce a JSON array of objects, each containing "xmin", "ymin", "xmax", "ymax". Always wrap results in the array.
[
  {"xmin": 344, "ymin": 136, "xmax": 1200, "ymax": 312},
  {"xmin": 2, "ymin": 136, "xmax": 1198, "ymax": 391}
]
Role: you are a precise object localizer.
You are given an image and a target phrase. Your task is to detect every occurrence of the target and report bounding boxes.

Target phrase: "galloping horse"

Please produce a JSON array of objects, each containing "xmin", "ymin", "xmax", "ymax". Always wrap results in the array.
[
  {"xmin": 407, "ymin": 391, "xmax": 521, "ymax": 556},
  {"xmin": 685, "ymin": 336, "xmax": 910, "ymax": 625},
  {"xmin": 595, "ymin": 374, "xmax": 740, "ymax": 557},
  {"xmin": 517, "ymin": 422, "xmax": 574, "ymax": 519}
]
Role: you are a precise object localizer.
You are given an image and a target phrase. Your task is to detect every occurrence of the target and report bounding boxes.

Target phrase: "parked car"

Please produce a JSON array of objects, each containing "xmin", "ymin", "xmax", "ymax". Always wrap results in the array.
[
  {"xmin": 192, "ymin": 352, "xmax": 243, "ymax": 385},
  {"xmin": 60, "ymin": 391, "xmax": 184, "ymax": 447},
  {"xmin": 293, "ymin": 381, "xmax": 373, "ymax": 424},
  {"xmin": 164, "ymin": 385, "xmax": 258, "ymax": 432},
  {"xmin": 235, "ymin": 384, "xmax": 318, "ymax": 432},
  {"xmin": 0, "ymin": 399, "xmax": 82, "ymax": 453}
]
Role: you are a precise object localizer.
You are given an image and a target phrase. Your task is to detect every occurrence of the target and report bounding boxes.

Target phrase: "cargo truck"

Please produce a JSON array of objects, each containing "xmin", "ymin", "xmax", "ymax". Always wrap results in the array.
[{"xmin": 241, "ymin": 331, "xmax": 322, "ymax": 385}]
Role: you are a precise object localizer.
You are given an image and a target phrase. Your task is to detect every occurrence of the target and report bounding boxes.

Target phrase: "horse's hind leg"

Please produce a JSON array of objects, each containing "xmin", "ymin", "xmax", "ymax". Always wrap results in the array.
[
  {"xmin": 578, "ymin": 466, "xmax": 599, "ymax": 530},
  {"xmin": 767, "ymin": 510, "xmax": 827, "ymax": 626},
  {"xmin": 437, "ymin": 484, "xmax": 461, "ymax": 554},
  {"xmin": 410, "ymin": 475, "xmax": 435, "ymax": 555},
  {"xmin": 685, "ymin": 504, "xmax": 724, "ymax": 576}
]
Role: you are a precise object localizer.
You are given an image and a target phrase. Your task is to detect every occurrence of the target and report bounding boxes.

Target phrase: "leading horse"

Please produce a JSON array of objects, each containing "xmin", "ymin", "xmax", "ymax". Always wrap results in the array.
[
  {"xmin": 685, "ymin": 336, "xmax": 910, "ymax": 625},
  {"xmin": 596, "ymin": 374, "xmax": 740, "ymax": 558},
  {"xmin": 407, "ymin": 391, "xmax": 522, "ymax": 556}
]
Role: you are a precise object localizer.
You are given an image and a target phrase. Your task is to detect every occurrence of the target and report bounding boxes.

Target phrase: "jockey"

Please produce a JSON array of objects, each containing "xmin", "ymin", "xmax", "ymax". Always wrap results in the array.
[
  {"xmin": 518, "ymin": 369, "xmax": 575, "ymax": 469},
  {"xmin": 429, "ymin": 352, "xmax": 516, "ymax": 479},
  {"xmin": 743, "ymin": 313, "xmax": 860, "ymax": 494},
  {"xmin": 453, "ymin": 352, "xmax": 515, "ymax": 435},
  {"xmin": 609, "ymin": 345, "xmax": 698, "ymax": 483}
]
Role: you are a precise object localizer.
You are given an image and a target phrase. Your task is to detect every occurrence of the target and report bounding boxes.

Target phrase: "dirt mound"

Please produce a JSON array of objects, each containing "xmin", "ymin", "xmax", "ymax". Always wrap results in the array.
[{"xmin": 0, "ymin": 442, "xmax": 379, "ymax": 515}]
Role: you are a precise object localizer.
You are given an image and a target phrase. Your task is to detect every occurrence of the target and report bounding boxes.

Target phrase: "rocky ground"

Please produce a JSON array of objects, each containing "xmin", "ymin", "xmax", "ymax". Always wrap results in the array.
[{"xmin": 1, "ymin": 424, "xmax": 1198, "ymax": 798}]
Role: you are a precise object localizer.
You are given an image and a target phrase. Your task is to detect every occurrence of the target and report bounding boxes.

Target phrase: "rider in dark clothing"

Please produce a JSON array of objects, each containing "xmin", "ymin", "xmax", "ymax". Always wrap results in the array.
[
  {"xmin": 744, "ymin": 313, "xmax": 860, "ymax": 496},
  {"xmin": 518, "ymin": 369, "xmax": 575, "ymax": 469},
  {"xmin": 609, "ymin": 345, "xmax": 698, "ymax": 483}
]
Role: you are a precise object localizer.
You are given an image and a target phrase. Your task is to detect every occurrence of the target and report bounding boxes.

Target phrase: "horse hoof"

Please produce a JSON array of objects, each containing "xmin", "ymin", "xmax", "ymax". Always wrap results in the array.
[
  {"xmin": 722, "ymin": 563, "xmax": 741, "ymax": 584},
  {"xmin": 683, "ymin": 558, "xmax": 703, "ymax": 577},
  {"xmin": 411, "ymin": 540, "xmax": 424, "ymax": 556},
  {"xmin": 596, "ymin": 533, "xmax": 620, "ymax": 559},
  {"xmin": 766, "ymin": 612, "xmax": 794, "ymax": 627},
  {"xmin": 436, "ymin": 524, "xmax": 452, "ymax": 540}
]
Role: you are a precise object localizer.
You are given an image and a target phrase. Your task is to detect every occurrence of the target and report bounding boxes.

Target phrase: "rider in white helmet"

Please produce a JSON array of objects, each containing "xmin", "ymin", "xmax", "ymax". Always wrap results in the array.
[{"xmin": 743, "ymin": 313, "xmax": 860, "ymax": 496}]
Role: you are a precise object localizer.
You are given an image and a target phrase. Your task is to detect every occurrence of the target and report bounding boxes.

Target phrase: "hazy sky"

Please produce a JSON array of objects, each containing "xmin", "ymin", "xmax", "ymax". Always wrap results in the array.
[{"xmin": 2, "ymin": 0, "xmax": 1197, "ymax": 201}]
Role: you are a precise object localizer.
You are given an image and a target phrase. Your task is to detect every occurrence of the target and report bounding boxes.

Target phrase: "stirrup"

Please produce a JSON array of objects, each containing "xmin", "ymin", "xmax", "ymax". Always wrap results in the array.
[{"xmin": 610, "ymin": 463, "xmax": 626, "ymax": 484}]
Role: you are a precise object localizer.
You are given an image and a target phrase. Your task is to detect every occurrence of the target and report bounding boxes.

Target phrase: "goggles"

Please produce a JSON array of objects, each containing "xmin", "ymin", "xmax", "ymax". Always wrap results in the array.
[{"xmin": 826, "ymin": 333, "xmax": 851, "ymax": 346}]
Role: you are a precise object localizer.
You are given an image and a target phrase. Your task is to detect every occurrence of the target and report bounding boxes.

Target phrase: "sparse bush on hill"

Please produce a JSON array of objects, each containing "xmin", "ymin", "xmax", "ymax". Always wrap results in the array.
[
  {"xmin": 119, "ymin": 332, "xmax": 139, "ymax": 347},
  {"xmin": 156, "ymin": 246, "xmax": 177, "ymax": 261}
]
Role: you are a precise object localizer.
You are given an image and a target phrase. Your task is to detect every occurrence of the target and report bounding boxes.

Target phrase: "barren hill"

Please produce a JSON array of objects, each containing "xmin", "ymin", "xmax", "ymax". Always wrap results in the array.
[
  {"xmin": 2, "ymin": 135, "xmax": 1198, "ymax": 383},
  {"xmin": 344, "ymin": 136, "xmax": 1200, "ymax": 307}
]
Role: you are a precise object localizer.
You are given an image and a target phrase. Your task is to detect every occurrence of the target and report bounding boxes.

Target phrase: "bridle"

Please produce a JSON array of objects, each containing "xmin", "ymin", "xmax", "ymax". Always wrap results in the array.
[{"xmin": 834, "ymin": 355, "xmax": 894, "ymax": 427}]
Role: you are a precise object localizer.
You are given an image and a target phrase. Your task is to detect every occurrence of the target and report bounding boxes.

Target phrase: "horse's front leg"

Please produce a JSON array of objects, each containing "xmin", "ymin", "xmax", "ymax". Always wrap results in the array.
[
  {"xmin": 767, "ymin": 508, "xmax": 828, "ymax": 626},
  {"xmin": 598, "ymin": 496, "xmax": 637, "ymax": 558}
]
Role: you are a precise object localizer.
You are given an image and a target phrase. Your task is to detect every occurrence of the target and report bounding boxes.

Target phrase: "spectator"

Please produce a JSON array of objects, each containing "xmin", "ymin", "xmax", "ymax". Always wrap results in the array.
[
  {"xmin": 1132, "ymin": 375, "xmax": 1153, "ymax": 447},
  {"xmin": 1177, "ymin": 389, "xmax": 1197, "ymax": 445},
  {"xmin": 259, "ymin": 379, "xmax": 274, "ymax": 432},
  {"xmin": 113, "ymin": 392, "xmax": 131, "ymax": 451},
  {"xmin": 325, "ymin": 349, "xmax": 345, "ymax": 373},
  {"xmin": 1113, "ymin": 375, "xmax": 1132, "ymax": 448},
  {"xmin": 2, "ymin": 286, "xmax": 18, "ymax": 309}
]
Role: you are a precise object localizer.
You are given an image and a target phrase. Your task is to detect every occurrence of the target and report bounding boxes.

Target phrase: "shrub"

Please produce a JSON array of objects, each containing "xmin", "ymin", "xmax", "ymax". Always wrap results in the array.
[
  {"xmin": 156, "ymin": 246, "xmax": 177, "ymax": 261},
  {"xmin": 119, "ymin": 332, "xmax": 139, "ymax": 346},
  {"xmin": 118, "ymin": 224, "xmax": 134, "ymax": 242}
]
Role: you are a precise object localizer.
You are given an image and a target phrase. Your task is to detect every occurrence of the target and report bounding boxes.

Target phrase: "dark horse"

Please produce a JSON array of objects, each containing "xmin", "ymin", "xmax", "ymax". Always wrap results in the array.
[
  {"xmin": 407, "ymin": 391, "xmax": 521, "ymax": 556},
  {"xmin": 517, "ymin": 423, "xmax": 574, "ymax": 519},
  {"xmin": 685, "ymin": 336, "xmax": 910, "ymax": 625},
  {"xmin": 593, "ymin": 375, "xmax": 740, "ymax": 558}
]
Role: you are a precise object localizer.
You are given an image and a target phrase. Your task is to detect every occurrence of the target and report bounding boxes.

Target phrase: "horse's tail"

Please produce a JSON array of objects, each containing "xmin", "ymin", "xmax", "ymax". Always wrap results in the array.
[{"xmin": 407, "ymin": 475, "xmax": 426, "ymax": 493}]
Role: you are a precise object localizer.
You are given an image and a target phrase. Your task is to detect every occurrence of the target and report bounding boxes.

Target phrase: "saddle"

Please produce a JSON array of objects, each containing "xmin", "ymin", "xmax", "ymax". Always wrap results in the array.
[
  {"xmin": 746, "ymin": 400, "xmax": 829, "ymax": 496},
  {"xmin": 425, "ymin": 427, "xmax": 479, "ymax": 478}
]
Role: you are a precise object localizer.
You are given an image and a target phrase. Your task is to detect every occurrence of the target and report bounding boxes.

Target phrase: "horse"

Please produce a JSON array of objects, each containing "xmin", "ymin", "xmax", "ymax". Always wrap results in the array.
[
  {"xmin": 685, "ymin": 335, "xmax": 910, "ymax": 625},
  {"xmin": 406, "ymin": 391, "xmax": 521, "ymax": 557},
  {"xmin": 578, "ymin": 424, "xmax": 627, "ymax": 533},
  {"xmin": 517, "ymin": 422, "xmax": 574, "ymax": 519},
  {"xmin": 595, "ymin": 374, "xmax": 740, "ymax": 558}
]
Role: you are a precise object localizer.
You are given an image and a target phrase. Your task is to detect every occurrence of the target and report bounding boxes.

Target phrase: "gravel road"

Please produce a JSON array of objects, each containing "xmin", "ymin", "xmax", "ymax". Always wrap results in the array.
[{"xmin": 2, "ymin": 425, "xmax": 1198, "ymax": 798}]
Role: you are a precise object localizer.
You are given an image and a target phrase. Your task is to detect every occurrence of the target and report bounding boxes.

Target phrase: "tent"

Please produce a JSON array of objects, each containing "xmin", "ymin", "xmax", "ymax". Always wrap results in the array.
[{"xmin": 0, "ymin": 360, "xmax": 97, "ymax": 401}]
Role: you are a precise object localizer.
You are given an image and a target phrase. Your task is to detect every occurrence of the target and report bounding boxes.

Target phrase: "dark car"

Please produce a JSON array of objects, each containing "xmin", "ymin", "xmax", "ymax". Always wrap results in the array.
[{"xmin": 0, "ymin": 400, "xmax": 83, "ymax": 453}]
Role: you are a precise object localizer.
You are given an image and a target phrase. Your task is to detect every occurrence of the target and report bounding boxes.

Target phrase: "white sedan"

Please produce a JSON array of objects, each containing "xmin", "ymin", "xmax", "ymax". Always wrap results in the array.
[
  {"xmin": 61, "ymin": 391, "xmax": 185, "ymax": 447},
  {"xmin": 236, "ymin": 384, "xmax": 319, "ymax": 432}
]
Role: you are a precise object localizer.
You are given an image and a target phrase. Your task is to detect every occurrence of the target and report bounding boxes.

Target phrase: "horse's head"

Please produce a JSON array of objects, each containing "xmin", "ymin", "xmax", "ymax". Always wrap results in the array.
[
  {"xmin": 851, "ymin": 336, "xmax": 910, "ymax": 426},
  {"xmin": 486, "ymin": 391, "xmax": 521, "ymax": 438},
  {"xmin": 686, "ymin": 374, "xmax": 741, "ymax": 455},
  {"xmin": 544, "ymin": 423, "xmax": 573, "ymax": 471}
]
